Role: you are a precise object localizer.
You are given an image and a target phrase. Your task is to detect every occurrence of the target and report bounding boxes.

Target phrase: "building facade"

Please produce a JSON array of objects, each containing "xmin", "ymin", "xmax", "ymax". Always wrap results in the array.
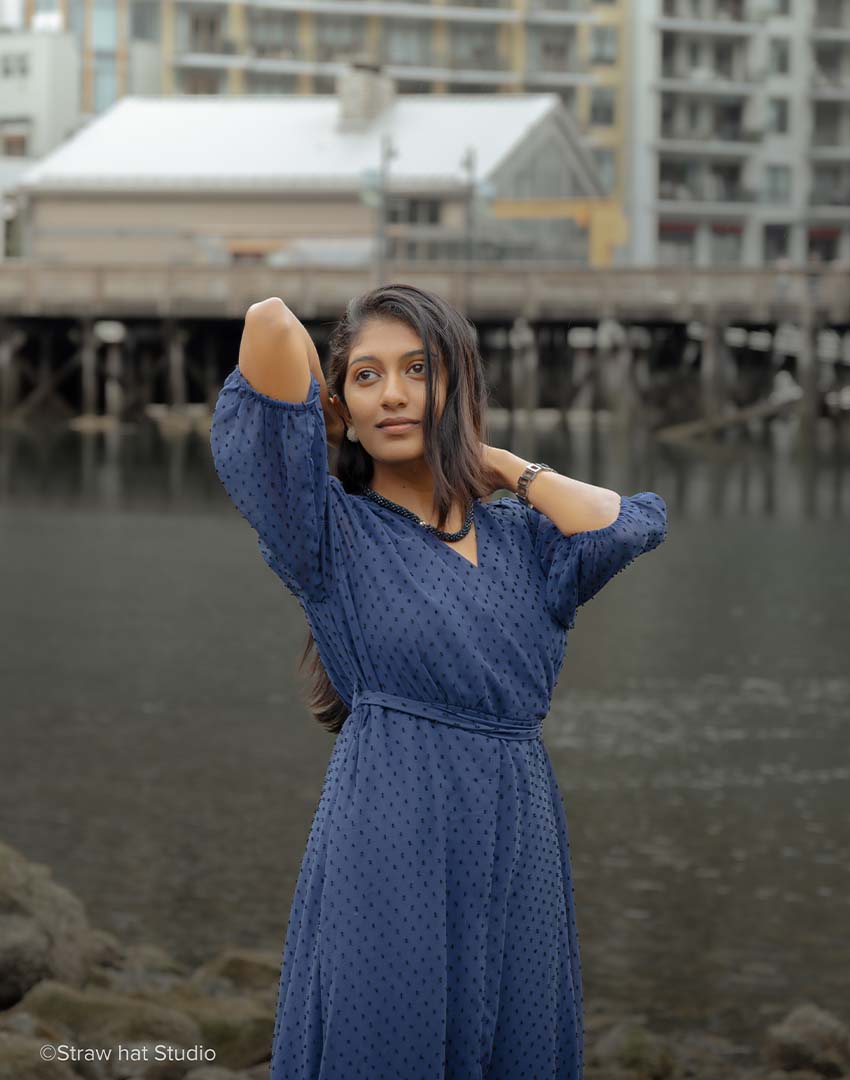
[
  {"xmin": 0, "ymin": 27, "xmax": 78, "ymax": 157},
  {"xmin": 630, "ymin": 0, "xmax": 850, "ymax": 268}
]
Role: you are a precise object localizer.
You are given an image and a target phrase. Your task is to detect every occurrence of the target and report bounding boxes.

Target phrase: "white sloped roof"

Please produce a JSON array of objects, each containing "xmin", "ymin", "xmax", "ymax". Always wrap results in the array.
[{"xmin": 17, "ymin": 93, "xmax": 562, "ymax": 193}]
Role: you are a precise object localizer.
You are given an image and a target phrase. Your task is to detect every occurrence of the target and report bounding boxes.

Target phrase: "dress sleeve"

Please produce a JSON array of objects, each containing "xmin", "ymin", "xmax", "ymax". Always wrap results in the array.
[
  {"xmin": 525, "ymin": 491, "xmax": 668, "ymax": 629},
  {"xmin": 209, "ymin": 364, "xmax": 337, "ymax": 603}
]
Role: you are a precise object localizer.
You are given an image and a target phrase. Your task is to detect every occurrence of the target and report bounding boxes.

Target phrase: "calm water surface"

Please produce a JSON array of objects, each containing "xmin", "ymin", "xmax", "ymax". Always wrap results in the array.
[{"xmin": 1, "ymin": 408, "xmax": 848, "ymax": 1051}]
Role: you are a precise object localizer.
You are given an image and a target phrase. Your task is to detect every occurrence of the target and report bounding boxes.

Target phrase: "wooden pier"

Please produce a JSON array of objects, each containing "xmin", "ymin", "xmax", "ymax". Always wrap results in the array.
[{"xmin": 0, "ymin": 261, "xmax": 848, "ymax": 438}]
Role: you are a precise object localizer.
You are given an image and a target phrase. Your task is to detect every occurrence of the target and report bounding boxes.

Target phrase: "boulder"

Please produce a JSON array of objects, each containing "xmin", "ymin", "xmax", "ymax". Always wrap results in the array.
[
  {"xmin": 763, "ymin": 1003, "xmax": 850, "ymax": 1077},
  {"xmin": 0, "ymin": 842, "xmax": 96, "ymax": 1006}
]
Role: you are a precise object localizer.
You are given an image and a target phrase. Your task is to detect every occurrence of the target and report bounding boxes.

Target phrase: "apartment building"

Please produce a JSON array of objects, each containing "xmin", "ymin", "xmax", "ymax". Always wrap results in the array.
[
  {"xmin": 23, "ymin": 0, "xmax": 159, "ymax": 112},
  {"xmin": 630, "ymin": 0, "xmax": 850, "ymax": 267},
  {"xmin": 0, "ymin": 26, "xmax": 78, "ymax": 157}
]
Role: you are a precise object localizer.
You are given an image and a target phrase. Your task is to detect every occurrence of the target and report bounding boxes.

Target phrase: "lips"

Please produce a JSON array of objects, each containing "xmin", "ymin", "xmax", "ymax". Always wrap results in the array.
[{"xmin": 377, "ymin": 420, "xmax": 420, "ymax": 431}]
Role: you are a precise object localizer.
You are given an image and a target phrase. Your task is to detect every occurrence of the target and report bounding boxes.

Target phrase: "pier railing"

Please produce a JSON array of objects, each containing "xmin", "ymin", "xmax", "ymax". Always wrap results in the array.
[{"xmin": 1, "ymin": 261, "xmax": 848, "ymax": 323}]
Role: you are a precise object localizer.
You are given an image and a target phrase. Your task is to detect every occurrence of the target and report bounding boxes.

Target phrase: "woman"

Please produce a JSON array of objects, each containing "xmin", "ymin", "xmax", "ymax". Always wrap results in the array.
[{"xmin": 210, "ymin": 283, "xmax": 668, "ymax": 1080}]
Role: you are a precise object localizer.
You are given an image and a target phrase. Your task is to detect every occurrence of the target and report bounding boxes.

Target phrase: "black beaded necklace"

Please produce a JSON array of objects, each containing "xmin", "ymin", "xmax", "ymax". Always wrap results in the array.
[{"xmin": 363, "ymin": 487, "xmax": 475, "ymax": 541}]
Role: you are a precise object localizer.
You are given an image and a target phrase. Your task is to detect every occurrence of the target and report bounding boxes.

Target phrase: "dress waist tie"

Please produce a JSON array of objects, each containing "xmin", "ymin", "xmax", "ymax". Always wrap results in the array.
[{"xmin": 350, "ymin": 688, "xmax": 544, "ymax": 742}]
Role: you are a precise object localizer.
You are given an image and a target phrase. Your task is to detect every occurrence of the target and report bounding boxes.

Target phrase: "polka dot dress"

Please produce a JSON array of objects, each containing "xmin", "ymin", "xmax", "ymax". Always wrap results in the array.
[{"xmin": 210, "ymin": 367, "xmax": 668, "ymax": 1080}]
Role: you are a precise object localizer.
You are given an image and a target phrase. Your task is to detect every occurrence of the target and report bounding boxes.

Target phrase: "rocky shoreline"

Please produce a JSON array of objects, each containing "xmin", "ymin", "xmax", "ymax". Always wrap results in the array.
[{"xmin": 1, "ymin": 840, "xmax": 847, "ymax": 1080}]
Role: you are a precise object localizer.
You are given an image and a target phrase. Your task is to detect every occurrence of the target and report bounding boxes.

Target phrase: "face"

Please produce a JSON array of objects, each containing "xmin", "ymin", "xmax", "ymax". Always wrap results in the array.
[{"xmin": 336, "ymin": 318, "xmax": 446, "ymax": 461}]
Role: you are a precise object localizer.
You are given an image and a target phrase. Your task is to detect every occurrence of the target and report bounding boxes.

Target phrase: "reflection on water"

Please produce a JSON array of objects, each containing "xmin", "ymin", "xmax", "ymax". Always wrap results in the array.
[{"xmin": 1, "ymin": 406, "xmax": 848, "ymax": 1049}]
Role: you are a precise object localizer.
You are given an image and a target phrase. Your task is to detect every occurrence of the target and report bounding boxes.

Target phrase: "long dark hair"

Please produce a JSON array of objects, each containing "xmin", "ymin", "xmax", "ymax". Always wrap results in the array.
[{"xmin": 297, "ymin": 282, "xmax": 504, "ymax": 735}]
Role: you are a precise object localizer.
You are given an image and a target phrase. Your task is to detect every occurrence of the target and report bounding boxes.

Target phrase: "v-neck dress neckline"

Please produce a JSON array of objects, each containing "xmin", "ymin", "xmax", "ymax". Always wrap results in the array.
[{"xmin": 359, "ymin": 493, "xmax": 484, "ymax": 573}]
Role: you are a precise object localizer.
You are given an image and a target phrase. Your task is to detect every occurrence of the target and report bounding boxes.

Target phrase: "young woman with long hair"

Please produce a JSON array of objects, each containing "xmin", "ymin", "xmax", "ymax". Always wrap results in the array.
[{"xmin": 210, "ymin": 283, "xmax": 667, "ymax": 1079}]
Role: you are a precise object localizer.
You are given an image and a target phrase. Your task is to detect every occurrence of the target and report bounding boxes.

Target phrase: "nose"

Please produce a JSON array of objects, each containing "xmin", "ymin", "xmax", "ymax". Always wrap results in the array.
[{"xmin": 379, "ymin": 372, "xmax": 408, "ymax": 406}]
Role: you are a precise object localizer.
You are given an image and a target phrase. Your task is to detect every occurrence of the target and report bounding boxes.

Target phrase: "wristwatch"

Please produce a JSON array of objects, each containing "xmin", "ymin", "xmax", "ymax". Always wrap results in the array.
[{"xmin": 516, "ymin": 462, "xmax": 554, "ymax": 506}]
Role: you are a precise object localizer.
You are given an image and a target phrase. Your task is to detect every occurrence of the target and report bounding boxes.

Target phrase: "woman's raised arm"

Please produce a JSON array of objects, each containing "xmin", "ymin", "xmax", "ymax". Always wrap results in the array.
[{"xmin": 239, "ymin": 297, "xmax": 345, "ymax": 446}]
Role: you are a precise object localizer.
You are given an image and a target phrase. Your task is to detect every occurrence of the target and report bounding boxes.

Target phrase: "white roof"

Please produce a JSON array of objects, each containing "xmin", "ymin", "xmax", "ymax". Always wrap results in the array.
[{"xmin": 17, "ymin": 93, "xmax": 561, "ymax": 193}]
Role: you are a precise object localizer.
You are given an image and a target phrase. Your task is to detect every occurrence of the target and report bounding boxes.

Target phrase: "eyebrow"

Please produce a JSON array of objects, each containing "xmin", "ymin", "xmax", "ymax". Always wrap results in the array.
[{"xmin": 350, "ymin": 349, "xmax": 425, "ymax": 365}]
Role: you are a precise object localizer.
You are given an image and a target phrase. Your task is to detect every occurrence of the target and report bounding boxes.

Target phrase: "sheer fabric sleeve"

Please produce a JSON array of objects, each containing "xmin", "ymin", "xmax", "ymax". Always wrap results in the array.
[
  {"xmin": 210, "ymin": 365, "xmax": 337, "ymax": 603},
  {"xmin": 525, "ymin": 491, "xmax": 668, "ymax": 629}
]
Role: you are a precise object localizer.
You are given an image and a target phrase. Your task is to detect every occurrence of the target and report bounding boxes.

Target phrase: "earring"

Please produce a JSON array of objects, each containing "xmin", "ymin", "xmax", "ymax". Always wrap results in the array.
[{"xmin": 346, "ymin": 425, "xmax": 359, "ymax": 443}]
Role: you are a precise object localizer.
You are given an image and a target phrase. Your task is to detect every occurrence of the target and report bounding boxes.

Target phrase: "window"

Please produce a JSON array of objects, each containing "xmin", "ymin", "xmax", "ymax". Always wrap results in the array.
[
  {"xmin": 246, "ymin": 72, "xmax": 298, "ymax": 94},
  {"xmin": 1, "ymin": 53, "xmax": 28, "ymax": 77},
  {"xmin": 247, "ymin": 11, "xmax": 297, "ymax": 57},
  {"xmin": 130, "ymin": 0, "xmax": 160, "ymax": 42},
  {"xmin": 4, "ymin": 134, "xmax": 26, "ymax": 155},
  {"xmin": 808, "ymin": 228, "xmax": 839, "ymax": 263},
  {"xmin": 768, "ymin": 98, "xmax": 789, "ymax": 133},
  {"xmin": 386, "ymin": 198, "xmax": 440, "ymax": 225},
  {"xmin": 713, "ymin": 41, "xmax": 734, "ymax": 79},
  {"xmin": 591, "ymin": 147, "xmax": 616, "ymax": 194},
  {"xmin": 811, "ymin": 165, "xmax": 846, "ymax": 204},
  {"xmin": 590, "ymin": 26, "xmax": 617, "ymax": 65},
  {"xmin": 763, "ymin": 224, "xmax": 790, "ymax": 262},
  {"xmin": 183, "ymin": 70, "xmax": 221, "ymax": 94},
  {"xmin": 449, "ymin": 24, "xmax": 501, "ymax": 68},
  {"xmin": 384, "ymin": 21, "xmax": 432, "ymax": 65},
  {"xmin": 68, "ymin": 0, "xmax": 85, "ymax": 38},
  {"xmin": 590, "ymin": 87, "xmax": 616, "ymax": 126},
  {"xmin": 765, "ymin": 163, "xmax": 792, "ymax": 202},
  {"xmin": 92, "ymin": 0, "xmax": 117, "ymax": 50},
  {"xmin": 769, "ymin": 38, "xmax": 790, "ymax": 75},
  {"xmin": 93, "ymin": 53, "xmax": 116, "ymax": 111},
  {"xmin": 711, "ymin": 226, "xmax": 742, "ymax": 266},
  {"xmin": 658, "ymin": 224, "xmax": 695, "ymax": 266},
  {"xmin": 315, "ymin": 16, "xmax": 364, "ymax": 62}
]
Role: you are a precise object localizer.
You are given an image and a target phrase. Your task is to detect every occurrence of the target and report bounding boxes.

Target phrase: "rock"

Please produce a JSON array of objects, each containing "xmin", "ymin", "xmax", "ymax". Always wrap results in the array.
[
  {"xmin": 184, "ymin": 1070, "xmax": 255, "ymax": 1080},
  {"xmin": 0, "ymin": 915, "xmax": 52, "ymax": 1008},
  {"xmin": 84, "ymin": 930, "xmax": 128, "ymax": 971},
  {"xmin": 9, "ymin": 979, "xmax": 202, "ymax": 1057},
  {"xmin": 188, "ymin": 949, "xmax": 280, "ymax": 996},
  {"xmin": 0, "ymin": 1031, "xmax": 80, "ymax": 1080},
  {"xmin": 151, "ymin": 986, "xmax": 271, "ymax": 1071},
  {"xmin": 763, "ymin": 1003, "xmax": 850, "ymax": 1077},
  {"xmin": 668, "ymin": 1029, "xmax": 754, "ymax": 1079},
  {"xmin": 85, "ymin": 943, "xmax": 190, "ymax": 997},
  {"xmin": 0, "ymin": 1006, "xmax": 67, "ymax": 1044},
  {"xmin": 589, "ymin": 1019, "xmax": 676, "ymax": 1079},
  {"xmin": 0, "ymin": 842, "xmax": 97, "ymax": 1006}
]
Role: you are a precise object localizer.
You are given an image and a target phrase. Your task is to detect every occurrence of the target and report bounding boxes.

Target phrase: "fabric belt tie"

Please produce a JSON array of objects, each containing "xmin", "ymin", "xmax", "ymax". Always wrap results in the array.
[{"xmin": 350, "ymin": 688, "xmax": 544, "ymax": 742}]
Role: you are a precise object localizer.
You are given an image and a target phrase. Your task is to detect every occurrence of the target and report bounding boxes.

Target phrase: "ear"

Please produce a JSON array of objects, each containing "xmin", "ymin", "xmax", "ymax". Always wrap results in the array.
[{"xmin": 330, "ymin": 394, "xmax": 351, "ymax": 425}]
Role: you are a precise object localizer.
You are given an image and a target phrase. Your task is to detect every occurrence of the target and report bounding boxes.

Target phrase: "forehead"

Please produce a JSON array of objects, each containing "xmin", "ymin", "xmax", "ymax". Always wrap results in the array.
[{"xmin": 349, "ymin": 317, "xmax": 424, "ymax": 359}]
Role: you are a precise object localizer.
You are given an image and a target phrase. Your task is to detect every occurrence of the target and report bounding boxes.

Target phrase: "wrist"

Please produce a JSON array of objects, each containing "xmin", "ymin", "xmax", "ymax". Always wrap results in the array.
[{"xmin": 493, "ymin": 450, "xmax": 529, "ymax": 492}]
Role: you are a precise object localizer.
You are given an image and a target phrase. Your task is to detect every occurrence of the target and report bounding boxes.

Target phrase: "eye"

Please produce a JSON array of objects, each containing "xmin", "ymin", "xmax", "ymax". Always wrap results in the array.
[
  {"xmin": 353, "ymin": 369, "xmax": 373, "ymax": 383},
  {"xmin": 410, "ymin": 362, "xmax": 426, "ymax": 374}
]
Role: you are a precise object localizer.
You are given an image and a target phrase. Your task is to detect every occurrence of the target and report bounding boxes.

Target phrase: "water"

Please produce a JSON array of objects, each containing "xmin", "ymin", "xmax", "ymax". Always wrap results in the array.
[{"xmin": 1, "ymin": 407, "xmax": 848, "ymax": 1051}]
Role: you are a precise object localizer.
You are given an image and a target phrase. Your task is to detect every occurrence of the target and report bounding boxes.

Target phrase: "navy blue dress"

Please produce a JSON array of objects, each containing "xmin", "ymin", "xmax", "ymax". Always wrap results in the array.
[{"xmin": 210, "ymin": 367, "xmax": 668, "ymax": 1080}]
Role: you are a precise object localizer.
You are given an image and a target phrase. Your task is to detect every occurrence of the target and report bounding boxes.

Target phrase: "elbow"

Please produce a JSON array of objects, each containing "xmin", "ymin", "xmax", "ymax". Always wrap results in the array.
[{"xmin": 246, "ymin": 297, "xmax": 293, "ymax": 328}]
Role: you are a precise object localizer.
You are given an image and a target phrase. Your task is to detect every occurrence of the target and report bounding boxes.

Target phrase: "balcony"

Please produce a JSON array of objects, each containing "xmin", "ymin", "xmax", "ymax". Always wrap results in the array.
[
  {"xmin": 248, "ymin": 44, "xmax": 299, "ymax": 61},
  {"xmin": 658, "ymin": 178, "xmax": 756, "ymax": 203},
  {"xmin": 316, "ymin": 40, "xmax": 367, "ymax": 62},
  {"xmin": 525, "ymin": 0, "xmax": 592, "ymax": 26},
  {"xmin": 657, "ymin": 66, "xmax": 757, "ymax": 95},
  {"xmin": 662, "ymin": 0, "xmax": 747, "ymax": 17},
  {"xmin": 660, "ymin": 121, "xmax": 759, "ymax": 141},
  {"xmin": 809, "ymin": 187, "xmax": 850, "ymax": 205}
]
